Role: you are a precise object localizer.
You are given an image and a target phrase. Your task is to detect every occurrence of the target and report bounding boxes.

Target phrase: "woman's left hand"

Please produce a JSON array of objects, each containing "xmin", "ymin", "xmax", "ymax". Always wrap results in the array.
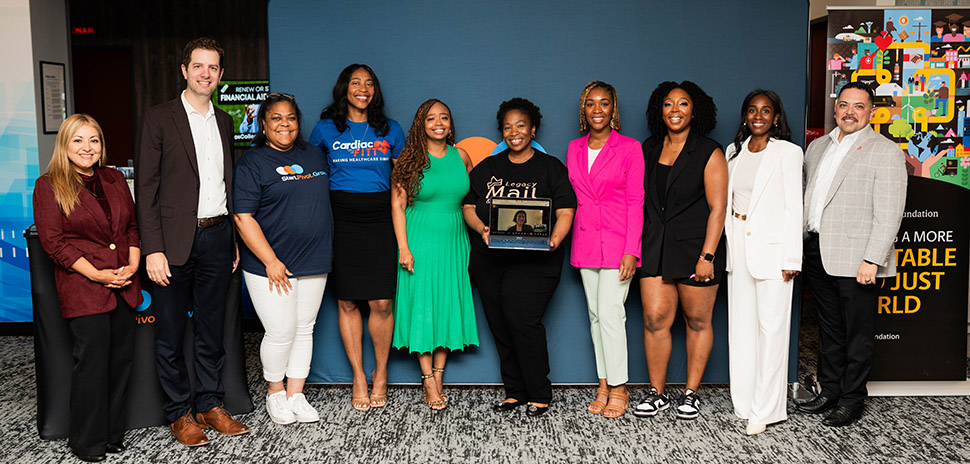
[
  {"xmin": 619, "ymin": 254, "xmax": 637, "ymax": 281},
  {"xmin": 782, "ymin": 270, "xmax": 799, "ymax": 282},
  {"xmin": 693, "ymin": 259, "xmax": 715, "ymax": 282},
  {"xmin": 109, "ymin": 265, "xmax": 137, "ymax": 287},
  {"xmin": 399, "ymin": 248, "xmax": 414, "ymax": 273}
]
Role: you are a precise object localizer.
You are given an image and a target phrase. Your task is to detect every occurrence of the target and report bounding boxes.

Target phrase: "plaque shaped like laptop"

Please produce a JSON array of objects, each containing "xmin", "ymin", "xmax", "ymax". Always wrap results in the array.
[{"xmin": 488, "ymin": 197, "xmax": 552, "ymax": 251}]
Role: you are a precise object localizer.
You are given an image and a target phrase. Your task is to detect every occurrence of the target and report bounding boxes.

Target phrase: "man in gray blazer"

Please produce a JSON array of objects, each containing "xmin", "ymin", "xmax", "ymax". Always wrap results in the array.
[{"xmin": 796, "ymin": 82, "xmax": 907, "ymax": 426}]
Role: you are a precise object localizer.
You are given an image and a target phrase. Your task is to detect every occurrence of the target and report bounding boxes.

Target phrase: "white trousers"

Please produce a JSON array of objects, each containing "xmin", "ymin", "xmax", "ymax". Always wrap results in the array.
[
  {"xmin": 579, "ymin": 268, "xmax": 630, "ymax": 386},
  {"xmin": 727, "ymin": 217, "xmax": 793, "ymax": 424},
  {"xmin": 244, "ymin": 271, "xmax": 328, "ymax": 382}
]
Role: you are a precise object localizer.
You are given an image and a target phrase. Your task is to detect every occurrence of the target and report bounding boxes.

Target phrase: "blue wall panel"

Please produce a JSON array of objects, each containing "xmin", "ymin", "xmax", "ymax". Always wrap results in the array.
[{"xmin": 267, "ymin": 0, "xmax": 809, "ymax": 384}]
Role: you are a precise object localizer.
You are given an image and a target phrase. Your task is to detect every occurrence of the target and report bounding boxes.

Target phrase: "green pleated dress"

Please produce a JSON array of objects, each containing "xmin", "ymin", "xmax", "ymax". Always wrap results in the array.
[{"xmin": 392, "ymin": 145, "xmax": 479, "ymax": 353}]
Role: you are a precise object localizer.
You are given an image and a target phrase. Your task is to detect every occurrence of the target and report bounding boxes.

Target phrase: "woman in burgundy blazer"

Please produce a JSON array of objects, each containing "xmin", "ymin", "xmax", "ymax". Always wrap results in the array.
[{"xmin": 33, "ymin": 114, "xmax": 142, "ymax": 462}]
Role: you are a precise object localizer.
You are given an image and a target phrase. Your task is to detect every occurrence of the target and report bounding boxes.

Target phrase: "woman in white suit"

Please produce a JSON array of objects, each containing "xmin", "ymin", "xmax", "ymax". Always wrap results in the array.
[{"xmin": 724, "ymin": 89, "xmax": 803, "ymax": 436}]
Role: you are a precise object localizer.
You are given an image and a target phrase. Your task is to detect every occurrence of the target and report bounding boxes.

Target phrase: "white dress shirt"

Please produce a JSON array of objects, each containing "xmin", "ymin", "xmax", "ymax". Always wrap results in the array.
[
  {"xmin": 181, "ymin": 91, "xmax": 228, "ymax": 219},
  {"xmin": 807, "ymin": 127, "xmax": 863, "ymax": 232}
]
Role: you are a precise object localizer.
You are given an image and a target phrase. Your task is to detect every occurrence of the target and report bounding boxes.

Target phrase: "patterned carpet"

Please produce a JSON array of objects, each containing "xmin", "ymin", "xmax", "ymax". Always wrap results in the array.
[{"xmin": 2, "ymin": 305, "xmax": 969, "ymax": 464}]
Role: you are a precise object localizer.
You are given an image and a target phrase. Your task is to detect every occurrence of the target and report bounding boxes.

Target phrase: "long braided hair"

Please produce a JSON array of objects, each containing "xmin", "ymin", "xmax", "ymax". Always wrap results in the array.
[{"xmin": 391, "ymin": 99, "xmax": 456, "ymax": 205}]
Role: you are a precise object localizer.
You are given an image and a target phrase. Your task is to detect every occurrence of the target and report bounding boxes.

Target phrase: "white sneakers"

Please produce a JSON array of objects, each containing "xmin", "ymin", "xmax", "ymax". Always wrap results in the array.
[
  {"xmin": 266, "ymin": 391, "xmax": 320, "ymax": 425},
  {"xmin": 287, "ymin": 393, "xmax": 320, "ymax": 423},
  {"xmin": 266, "ymin": 391, "xmax": 296, "ymax": 425}
]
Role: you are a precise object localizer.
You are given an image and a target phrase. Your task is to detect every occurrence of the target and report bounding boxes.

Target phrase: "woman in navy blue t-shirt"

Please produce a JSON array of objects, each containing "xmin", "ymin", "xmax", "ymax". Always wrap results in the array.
[{"xmin": 234, "ymin": 93, "xmax": 334, "ymax": 425}]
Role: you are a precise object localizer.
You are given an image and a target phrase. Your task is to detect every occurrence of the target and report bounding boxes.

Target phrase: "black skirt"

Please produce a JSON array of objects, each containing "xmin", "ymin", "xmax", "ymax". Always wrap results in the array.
[{"xmin": 330, "ymin": 190, "xmax": 397, "ymax": 300}]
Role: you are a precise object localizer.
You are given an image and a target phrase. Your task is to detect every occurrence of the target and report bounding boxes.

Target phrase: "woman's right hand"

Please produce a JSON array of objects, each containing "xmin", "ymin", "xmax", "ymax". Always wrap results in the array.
[
  {"xmin": 399, "ymin": 248, "xmax": 414, "ymax": 273},
  {"xmin": 480, "ymin": 226, "xmax": 490, "ymax": 245},
  {"xmin": 265, "ymin": 259, "xmax": 293, "ymax": 295}
]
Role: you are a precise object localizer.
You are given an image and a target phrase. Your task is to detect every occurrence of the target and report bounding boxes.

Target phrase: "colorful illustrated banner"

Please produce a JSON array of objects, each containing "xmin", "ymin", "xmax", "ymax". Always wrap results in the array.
[
  {"xmin": 827, "ymin": 8, "xmax": 970, "ymax": 381},
  {"xmin": 212, "ymin": 80, "xmax": 269, "ymax": 148}
]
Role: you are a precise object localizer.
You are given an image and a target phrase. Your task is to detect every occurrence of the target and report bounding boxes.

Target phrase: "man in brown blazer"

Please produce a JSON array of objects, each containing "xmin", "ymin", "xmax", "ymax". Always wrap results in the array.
[
  {"xmin": 797, "ymin": 82, "xmax": 907, "ymax": 427},
  {"xmin": 135, "ymin": 37, "xmax": 249, "ymax": 447}
]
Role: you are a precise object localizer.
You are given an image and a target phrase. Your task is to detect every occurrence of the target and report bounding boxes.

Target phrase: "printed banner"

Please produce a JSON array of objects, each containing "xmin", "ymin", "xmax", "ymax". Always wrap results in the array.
[{"xmin": 827, "ymin": 8, "xmax": 970, "ymax": 381}]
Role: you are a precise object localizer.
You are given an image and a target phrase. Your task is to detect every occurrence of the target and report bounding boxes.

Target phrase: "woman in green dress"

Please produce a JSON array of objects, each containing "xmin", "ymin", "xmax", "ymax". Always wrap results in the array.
[{"xmin": 390, "ymin": 98, "xmax": 478, "ymax": 410}]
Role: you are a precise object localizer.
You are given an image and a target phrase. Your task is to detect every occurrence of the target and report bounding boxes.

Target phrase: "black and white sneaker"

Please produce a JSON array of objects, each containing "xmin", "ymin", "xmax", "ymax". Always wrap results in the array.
[
  {"xmin": 675, "ymin": 389, "xmax": 700, "ymax": 420},
  {"xmin": 633, "ymin": 387, "xmax": 670, "ymax": 417}
]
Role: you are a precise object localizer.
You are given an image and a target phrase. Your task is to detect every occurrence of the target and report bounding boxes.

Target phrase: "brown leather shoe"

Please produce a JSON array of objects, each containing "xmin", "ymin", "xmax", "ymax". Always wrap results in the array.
[
  {"xmin": 170, "ymin": 414, "xmax": 209, "ymax": 447},
  {"xmin": 196, "ymin": 406, "xmax": 250, "ymax": 436}
]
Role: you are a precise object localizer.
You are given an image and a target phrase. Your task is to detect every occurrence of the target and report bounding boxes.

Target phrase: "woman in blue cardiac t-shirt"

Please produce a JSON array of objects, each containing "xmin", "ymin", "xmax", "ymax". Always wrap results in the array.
[
  {"xmin": 234, "ymin": 93, "xmax": 334, "ymax": 425},
  {"xmin": 308, "ymin": 64, "xmax": 405, "ymax": 411}
]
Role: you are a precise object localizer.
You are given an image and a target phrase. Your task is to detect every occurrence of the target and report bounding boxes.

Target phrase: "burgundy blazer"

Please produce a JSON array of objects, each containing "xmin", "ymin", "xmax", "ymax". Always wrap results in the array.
[
  {"xmin": 135, "ymin": 97, "xmax": 234, "ymax": 266},
  {"xmin": 33, "ymin": 167, "xmax": 143, "ymax": 318}
]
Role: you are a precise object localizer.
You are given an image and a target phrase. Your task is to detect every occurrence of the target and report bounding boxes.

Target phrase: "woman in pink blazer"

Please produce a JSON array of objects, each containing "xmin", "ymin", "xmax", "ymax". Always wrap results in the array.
[
  {"xmin": 566, "ymin": 81, "xmax": 644, "ymax": 418},
  {"xmin": 34, "ymin": 114, "xmax": 142, "ymax": 462}
]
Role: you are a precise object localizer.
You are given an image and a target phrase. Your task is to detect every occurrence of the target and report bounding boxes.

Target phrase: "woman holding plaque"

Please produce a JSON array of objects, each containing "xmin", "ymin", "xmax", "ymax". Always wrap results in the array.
[
  {"xmin": 566, "ymin": 81, "xmax": 644, "ymax": 418},
  {"xmin": 634, "ymin": 81, "xmax": 727, "ymax": 421},
  {"xmin": 724, "ymin": 89, "xmax": 802, "ymax": 435},
  {"xmin": 309, "ymin": 64, "xmax": 406, "ymax": 411},
  {"xmin": 463, "ymin": 97, "xmax": 576, "ymax": 417}
]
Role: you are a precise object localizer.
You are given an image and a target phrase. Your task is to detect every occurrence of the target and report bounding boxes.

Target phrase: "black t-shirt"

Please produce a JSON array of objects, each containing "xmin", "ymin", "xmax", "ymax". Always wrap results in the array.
[{"xmin": 463, "ymin": 149, "xmax": 577, "ymax": 260}]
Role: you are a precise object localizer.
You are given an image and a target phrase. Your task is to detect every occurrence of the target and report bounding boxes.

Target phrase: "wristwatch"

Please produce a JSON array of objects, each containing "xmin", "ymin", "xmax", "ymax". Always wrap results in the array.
[{"xmin": 700, "ymin": 252, "xmax": 715, "ymax": 263}]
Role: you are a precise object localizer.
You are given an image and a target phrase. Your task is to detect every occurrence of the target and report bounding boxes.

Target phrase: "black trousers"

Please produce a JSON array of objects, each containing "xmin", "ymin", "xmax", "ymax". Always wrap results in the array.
[
  {"xmin": 153, "ymin": 220, "xmax": 233, "ymax": 422},
  {"xmin": 802, "ymin": 233, "xmax": 876, "ymax": 408},
  {"xmin": 469, "ymin": 248, "xmax": 563, "ymax": 404},
  {"xmin": 68, "ymin": 294, "xmax": 134, "ymax": 456}
]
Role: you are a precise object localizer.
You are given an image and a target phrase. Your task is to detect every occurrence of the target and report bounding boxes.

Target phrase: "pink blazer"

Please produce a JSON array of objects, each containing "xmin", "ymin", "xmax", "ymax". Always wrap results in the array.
[{"xmin": 566, "ymin": 130, "xmax": 644, "ymax": 268}]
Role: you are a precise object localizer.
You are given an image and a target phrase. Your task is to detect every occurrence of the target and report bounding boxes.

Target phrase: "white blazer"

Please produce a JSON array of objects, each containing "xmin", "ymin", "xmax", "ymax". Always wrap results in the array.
[{"xmin": 724, "ymin": 137, "xmax": 803, "ymax": 280}]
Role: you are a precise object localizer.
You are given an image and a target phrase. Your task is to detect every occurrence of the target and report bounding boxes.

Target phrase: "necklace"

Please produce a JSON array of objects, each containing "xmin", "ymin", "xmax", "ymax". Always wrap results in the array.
[{"xmin": 348, "ymin": 121, "xmax": 369, "ymax": 156}]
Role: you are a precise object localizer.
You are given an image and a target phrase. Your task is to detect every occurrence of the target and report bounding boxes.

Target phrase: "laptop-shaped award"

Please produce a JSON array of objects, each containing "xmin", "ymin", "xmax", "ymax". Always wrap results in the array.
[{"xmin": 488, "ymin": 197, "xmax": 552, "ymax": 251}]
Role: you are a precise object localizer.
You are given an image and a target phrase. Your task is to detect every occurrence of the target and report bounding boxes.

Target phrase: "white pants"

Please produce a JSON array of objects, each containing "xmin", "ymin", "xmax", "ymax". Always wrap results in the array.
[
  {"xmin": 579, "ymin": 268, "xmax": 630, "ymax": 386},
  {"xmin": 244, "ymin": 271, "xmax": 328, "ymax": 382},
  {"xmin": 727, "ymin": 217, "xmax": 793, "ymax": 424}
]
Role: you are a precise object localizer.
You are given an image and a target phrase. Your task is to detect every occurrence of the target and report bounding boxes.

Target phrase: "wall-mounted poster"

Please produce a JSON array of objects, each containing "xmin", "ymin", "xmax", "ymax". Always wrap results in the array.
[
  {"xmin": 39, "ymin": 61, "xmax": 66, "ymax": 134},
  {"xmin": 827, "ymin": 8, "xmax": 970, "ymax": 383},
  {"xmin": 212, "ymin": 80, "xmax": 269, "ymax": 148}
]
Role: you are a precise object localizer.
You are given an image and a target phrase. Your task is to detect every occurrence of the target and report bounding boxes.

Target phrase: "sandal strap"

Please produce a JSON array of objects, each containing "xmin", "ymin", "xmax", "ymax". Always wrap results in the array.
[
  {"xmin": 420, "ymin": 373, "xmax": 434, "ymax": 380},
  {"xmin": 431, "ymin": 367, "xmax": 444, "ymax": 373}
]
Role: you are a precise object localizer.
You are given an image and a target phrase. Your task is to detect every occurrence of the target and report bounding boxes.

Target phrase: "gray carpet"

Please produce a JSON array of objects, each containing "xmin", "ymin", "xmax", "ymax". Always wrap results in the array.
[{"xmin": 2, "ymin": 306, "xmax": 969, "ymax": 463}]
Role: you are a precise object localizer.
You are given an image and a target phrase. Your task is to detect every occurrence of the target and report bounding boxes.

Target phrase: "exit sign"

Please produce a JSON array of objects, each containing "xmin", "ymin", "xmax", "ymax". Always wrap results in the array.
[{"xmin": 72, "ymin": 27, "xmax": 94, "ymax": 35}]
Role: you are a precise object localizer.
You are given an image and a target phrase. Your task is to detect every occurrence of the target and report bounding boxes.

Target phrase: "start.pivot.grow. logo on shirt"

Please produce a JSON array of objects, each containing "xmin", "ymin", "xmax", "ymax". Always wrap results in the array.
[{"xmin": 276, "ymin": 164, "xmax": 327, "ymax": 182}]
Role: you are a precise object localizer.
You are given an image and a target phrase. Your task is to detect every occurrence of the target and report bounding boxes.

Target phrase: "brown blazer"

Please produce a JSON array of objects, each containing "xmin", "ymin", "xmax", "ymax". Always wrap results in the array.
[
  {"xmin": 33, "ymin": 167, "xmax": 143, "ymax": 318},
  {"xmin": 135, "ymin": 97, "xmax": 234, "ymax": 266}
]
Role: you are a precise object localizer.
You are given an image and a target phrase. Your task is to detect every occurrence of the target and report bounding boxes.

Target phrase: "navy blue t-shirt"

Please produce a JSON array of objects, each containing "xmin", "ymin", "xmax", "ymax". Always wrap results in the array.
[{"xmin": 233, "ymin": 143, "xmax": 334, "ymax": 277}]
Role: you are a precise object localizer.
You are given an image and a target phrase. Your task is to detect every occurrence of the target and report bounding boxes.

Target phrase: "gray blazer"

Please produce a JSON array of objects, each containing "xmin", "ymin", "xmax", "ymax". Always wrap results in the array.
[{"xmin": 803, "ymin": 125, "xmax": 907, "ymax": 278}]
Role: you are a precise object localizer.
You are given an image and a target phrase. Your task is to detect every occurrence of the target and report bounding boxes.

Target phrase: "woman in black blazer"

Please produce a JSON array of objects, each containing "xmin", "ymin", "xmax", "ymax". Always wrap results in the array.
[
  {"xmin": 633, "ymin": 81, "xmax": 727, "ymax": 421},
  {"xmin": 34, "ymin": 114, "xmax": 142, "ymax": 462}
]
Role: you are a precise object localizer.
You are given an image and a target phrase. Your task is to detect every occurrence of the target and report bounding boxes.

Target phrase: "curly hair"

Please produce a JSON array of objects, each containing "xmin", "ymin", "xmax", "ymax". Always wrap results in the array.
[
  {"xmin": 391, "ymin": 99, "xmax": 456, "ymax": 205},
  {"xmin": 579, "ymin": 81, "xmax": 621, "ymax": 133},
  {"xmin": 252, "ymin": 92, "xmax": 307, "ymax": 150},
  {"xmin": 645, "ymin": 80, "xmax": 717, "ymax": 138},
  {"xmin": 319, "ymin": 64, "xmax": 391, "ymax": 137},
  {"xmin": 730, "ymin": 89, "xmax": 793, "ymax": 159},
  {"xmin": 496, "ymin": 97, "xmax": 542, "ymax": 134}
]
